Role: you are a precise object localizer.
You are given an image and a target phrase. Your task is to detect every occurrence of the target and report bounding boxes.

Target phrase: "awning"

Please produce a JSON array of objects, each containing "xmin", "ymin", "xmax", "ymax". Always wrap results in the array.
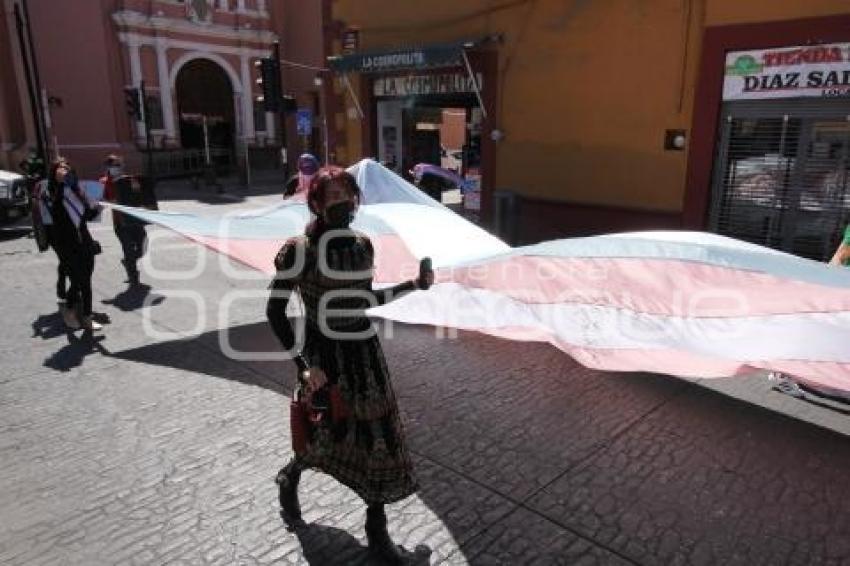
[
  {"xmin": 328, "ymin": 36, "xmax": 498, "ymax": 120},
  {"xmin": 327, "ymin": 38, "xmax": 489, "ymax": 74}
]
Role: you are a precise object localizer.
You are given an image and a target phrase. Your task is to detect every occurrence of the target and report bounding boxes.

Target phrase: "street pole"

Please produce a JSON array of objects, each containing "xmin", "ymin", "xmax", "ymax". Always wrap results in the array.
[
  {"xmin": 20, "ymin": 0, "xmax": 51, "ymax": 160},
  {"xmin": 140, "ymin": 80, "xmax": 154, "ymax": 180},
  {"xmin": 12, "ymin": 2, "xmax": 45, "ymax": 169},
  {"xmin": 272, "ymin": 41, "xmax": 287, "ymax": 175},
  {"xmin": 243, "ymin": 141, "xmax": 251, "ymax": 187},
  {"xmin": 316, "ymin": 76, "xmax": 329, "ymax": 164}
]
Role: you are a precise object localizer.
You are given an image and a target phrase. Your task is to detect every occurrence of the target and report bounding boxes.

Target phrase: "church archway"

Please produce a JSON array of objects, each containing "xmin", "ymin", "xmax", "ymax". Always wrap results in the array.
[{"xmin": 174, "ymin": 58, "xmax": 236, "ymax": 152}]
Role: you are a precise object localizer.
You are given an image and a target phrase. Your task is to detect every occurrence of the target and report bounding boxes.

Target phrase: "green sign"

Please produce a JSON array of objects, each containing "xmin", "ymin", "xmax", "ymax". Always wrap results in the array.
[{"xmin": 726, "ymin": 55, "xmax": 763, "ymax": 76}]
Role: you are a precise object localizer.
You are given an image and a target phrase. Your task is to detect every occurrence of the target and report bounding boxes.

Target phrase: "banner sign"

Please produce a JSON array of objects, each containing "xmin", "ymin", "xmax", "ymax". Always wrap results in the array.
[
  {"xmin": 296, "ymin": 108, "xmax": 313, "ymax": 136},
  {"xmin": 374, "ymin": 73, "xmax": 483, "ymax": 97},
  {"xmin": 723, "ymin": 43, "xmax": 850, "ymax": 100}
]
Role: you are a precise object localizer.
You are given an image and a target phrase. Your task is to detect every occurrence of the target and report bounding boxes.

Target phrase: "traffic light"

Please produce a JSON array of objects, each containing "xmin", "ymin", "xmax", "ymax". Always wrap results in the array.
[
  {"xmin": 255, "ymin": 57, "xmax": 281, "ymax": 112},
  {"xmin": 124, "ymin": 87, "xmax": 142, "ymax": 120}
]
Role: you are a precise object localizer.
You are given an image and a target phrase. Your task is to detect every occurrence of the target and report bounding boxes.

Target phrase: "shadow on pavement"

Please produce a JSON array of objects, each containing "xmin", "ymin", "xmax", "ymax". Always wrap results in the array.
[
  {"xmin": 107, "ymin": 320, "xmax": 850, "ymax": 564},
  {"xmin": 33, "ymin": 307, "xmax": 110, "ymax": 342},
  {"xmin": 101, "ymin": 283, "xmax": 166, "ymax": 312},
  {"xmin": 43, "ymin": 330, "xmax": 110, "ymax": 372},
  {"xmin": 32, "ymin": 310, "xmax": 67, "ymax": 340},
  {"xmin": 291, "ymin": 522, "xmax": 432, "ymax": 566},
  {"xmin": 109, "ymin": 321, "xmax": 289, "ymax": 395}
]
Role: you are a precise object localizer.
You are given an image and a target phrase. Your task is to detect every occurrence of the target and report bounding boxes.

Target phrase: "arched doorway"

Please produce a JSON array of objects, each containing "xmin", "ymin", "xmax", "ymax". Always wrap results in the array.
[{"xmin": 175, "ymin": 58, "xmax": 235, "ymax": 154}]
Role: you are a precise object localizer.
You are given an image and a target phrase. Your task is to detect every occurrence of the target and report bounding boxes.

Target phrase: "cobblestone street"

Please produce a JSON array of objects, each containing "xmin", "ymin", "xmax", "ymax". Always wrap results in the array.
[{"xmin": 1, "ymin": 190, "xmax": 849, "ymax": 565}]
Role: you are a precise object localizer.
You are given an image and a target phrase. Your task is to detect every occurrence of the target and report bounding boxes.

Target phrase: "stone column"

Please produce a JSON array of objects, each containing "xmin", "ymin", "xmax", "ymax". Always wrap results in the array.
[
  {"xmin": 239, "ymin": 54, "xmax": 256, "ymax": 143},
  {"xmin": 265, "ymin": 112, "xmax": 275, "ymax": 144},
  {"xmin": 127, "ymin": 38, "xmax": 145, "ymax": 140},
  {"xmin": 155, "ymin": 40, "xmax": 177, "ymax": 145}
]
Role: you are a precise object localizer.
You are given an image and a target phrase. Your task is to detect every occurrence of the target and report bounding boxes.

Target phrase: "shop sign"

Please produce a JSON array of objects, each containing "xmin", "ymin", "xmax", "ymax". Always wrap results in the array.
[
  {"xmin": 329, "ymin": 42, "xmax": 468, "ymax": 73},
  {"xmin": 374, "ymin": 73, "xmax": 483, "ymax": 97},
  {"xmin": 723, "ymin": 43, "xmax": 850, "ymax": 100},
  {"xmin": 296, "ymin": 108, "xmax": 313, "ymax": 136}
]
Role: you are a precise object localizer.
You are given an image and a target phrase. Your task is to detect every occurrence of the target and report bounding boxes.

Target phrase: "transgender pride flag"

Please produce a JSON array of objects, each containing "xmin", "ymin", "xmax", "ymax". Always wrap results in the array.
[{"xmin": 111, "ymin": 160, "xmax": 850, "ymax": 395}]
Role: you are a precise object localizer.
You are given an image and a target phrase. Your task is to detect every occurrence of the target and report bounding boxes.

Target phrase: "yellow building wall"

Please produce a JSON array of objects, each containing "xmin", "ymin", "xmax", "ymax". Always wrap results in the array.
[
  {"xmin": 332, "ymin": 0, "xmax": 850, "ymax": 212},
  {"xmin": 706, "ymin": 0, "xmax": 850, "ymax": 26}
]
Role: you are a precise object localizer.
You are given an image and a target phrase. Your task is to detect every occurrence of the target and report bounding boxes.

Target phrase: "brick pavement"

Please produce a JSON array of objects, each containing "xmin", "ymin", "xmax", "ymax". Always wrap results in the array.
[{"xmin": 1, "ymin": 196, "xmax": 849, "ymax": 565}]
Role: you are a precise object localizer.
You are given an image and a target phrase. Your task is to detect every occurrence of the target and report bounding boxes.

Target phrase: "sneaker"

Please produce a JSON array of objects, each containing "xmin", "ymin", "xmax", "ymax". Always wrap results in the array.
[
  {"xmin": 62, "ymin": 307, "xmax": 81, "ymax": 330},
  {"xmin": 767, "ymin": 372, "xmax": 806, "ymax": 399},
  {"xmin": 81, "ymin": 316, "xmax": 103, "ymax": 331}
]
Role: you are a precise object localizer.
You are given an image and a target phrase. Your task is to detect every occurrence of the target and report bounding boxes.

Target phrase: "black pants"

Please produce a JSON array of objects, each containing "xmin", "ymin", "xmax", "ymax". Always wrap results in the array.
[
  {"xmin": 66, "ymin": 251, "xmax": 94, "ymax": 316},
  {"xmin": 56, "ymin": 262, "xmax": 68, "ymax": 300},
  {"xmin": 116, "ymin": 223, "xmax": 146, "ymax": 276},
  {"xmin": 54, "ymin": 241, "xmax": 95, "ymax": 317},
  {"xmin": 46, "ymin": 226, "xmax": 69, "ymax": 301}
]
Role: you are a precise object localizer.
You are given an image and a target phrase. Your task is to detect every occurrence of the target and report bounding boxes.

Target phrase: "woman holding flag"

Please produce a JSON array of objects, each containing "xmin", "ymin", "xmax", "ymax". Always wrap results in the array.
[{"xmin": 266, "ymin": 166, "xmax": 434, "ymax": 564}]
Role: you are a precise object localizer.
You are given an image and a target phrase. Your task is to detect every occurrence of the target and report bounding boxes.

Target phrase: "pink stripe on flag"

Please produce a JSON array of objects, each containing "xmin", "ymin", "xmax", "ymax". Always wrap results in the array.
[
  {"xmin": 437, "ymin": 256, "xmax": 850, "ymax": 317},
  {"xmin": 190, "ymin": 235, "xmax": 281, "ymax": 275},
  {"xmin": 190, "ymin": 234, "xmax": 420, "ymax": 284}
]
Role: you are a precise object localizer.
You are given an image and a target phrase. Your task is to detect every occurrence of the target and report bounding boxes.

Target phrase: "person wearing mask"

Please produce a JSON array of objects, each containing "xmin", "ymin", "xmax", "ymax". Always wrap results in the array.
[
  {"xmin": 29, "ymin": 158, "xmax": 69, "ymax": 302},
  {"xmin": 43, "ymin": 159, "xmax": 103, "ymax": 331},
  {"xmin": 101, "ymin": 154, "xmax": 156, "ymax": 285},
  {"xmin": 266, "ymin": 166, "xmax": 434, "ymax": 564},
  {"xmin": 283, "ymin": 153, "xmax": 320, "ymax": 199}
]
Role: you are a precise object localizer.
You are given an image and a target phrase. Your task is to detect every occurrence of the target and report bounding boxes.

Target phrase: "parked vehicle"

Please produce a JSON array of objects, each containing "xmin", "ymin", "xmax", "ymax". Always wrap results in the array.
[{"xmin": 0, "ymin": 169, "xmax": 30, "ymax": 223}]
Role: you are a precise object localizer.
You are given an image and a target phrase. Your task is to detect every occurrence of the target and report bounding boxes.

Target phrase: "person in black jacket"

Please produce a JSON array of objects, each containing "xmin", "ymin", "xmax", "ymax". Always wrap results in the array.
[
  {"xmin": 44, "ymin": 159, "xmax": 103, "ymax": 331},
  {"xmin": 101, "ymin": 154, "xmax": 157, "ymax": 285}
]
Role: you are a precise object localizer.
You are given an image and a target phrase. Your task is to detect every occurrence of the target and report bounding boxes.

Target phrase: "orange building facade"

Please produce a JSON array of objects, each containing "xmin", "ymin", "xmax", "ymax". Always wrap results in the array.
[{"xmin": 324, "ymin": 0, "xmax": 850, "ymax": 258}]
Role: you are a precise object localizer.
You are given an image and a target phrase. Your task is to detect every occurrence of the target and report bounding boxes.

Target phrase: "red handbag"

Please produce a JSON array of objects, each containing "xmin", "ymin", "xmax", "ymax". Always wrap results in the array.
[
  {"xmin": 290, "ymin": 389, "xmax": 311, "ymax": 456},
  {"xmin": 329, "ymin": 384, "xmax": 350, "ymax": 423}
]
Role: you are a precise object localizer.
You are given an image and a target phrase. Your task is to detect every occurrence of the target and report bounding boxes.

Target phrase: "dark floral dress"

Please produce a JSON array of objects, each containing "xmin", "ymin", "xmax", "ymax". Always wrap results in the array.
[{"xmin": 267, "ymin": 230, "xmax": 418, "ymax": 504}]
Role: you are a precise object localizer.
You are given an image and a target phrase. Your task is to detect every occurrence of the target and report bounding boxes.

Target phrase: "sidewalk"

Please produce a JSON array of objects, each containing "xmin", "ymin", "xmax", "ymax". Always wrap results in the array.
[{"xmin": 152, "ymin": 170, "xmax": 288, "ymax": 204}]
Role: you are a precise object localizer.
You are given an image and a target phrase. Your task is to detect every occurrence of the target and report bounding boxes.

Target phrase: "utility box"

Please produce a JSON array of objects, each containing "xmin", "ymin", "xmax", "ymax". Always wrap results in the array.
[{"xmin": 492, "ymin": 189, "xmax": 520, "ymax": 244}]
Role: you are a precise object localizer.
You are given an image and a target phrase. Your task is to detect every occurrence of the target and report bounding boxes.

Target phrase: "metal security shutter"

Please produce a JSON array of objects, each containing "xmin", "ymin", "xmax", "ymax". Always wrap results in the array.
[{"xmin": 709, "ymin": 99, "xmax": 850, "ymax": 261}]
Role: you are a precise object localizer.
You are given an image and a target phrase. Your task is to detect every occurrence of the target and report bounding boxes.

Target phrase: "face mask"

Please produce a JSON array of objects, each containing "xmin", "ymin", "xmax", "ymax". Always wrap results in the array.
[
  {"xmin": 324, "ymin": 200, "xmax": 355, "ymax": 229},
  {"xmin": 298, "ymin": 173, "xmax": 315, "ymax": 192},
  {"xmin": 64, "ymin": 171, "xmax": 77, "ymax": 186},
  {"xmin": 108, "ymin": 166, "xmax": 123, "ymax": 178}
]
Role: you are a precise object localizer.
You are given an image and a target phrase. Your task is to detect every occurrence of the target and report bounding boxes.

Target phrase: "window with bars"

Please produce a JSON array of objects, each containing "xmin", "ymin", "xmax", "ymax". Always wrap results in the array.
[{"xmin": 710, "ymin": 102, "xmax": 850, "ymax": 261}]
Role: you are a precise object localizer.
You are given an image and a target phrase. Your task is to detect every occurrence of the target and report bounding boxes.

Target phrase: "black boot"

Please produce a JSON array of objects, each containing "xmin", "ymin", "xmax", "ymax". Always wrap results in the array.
[
  {"xmin": 122, "ymin": 259, "xmax": 140, "ymax": 286},
  {"xmin": 276, "ymin": 459, "xmax": 305, "ymax": 529},
  {"xmin": 128, "ymin": 269, "xmax": 140, "ymax": 287},
  {"xmin": 366, "ymin": 504, "xmax": 406, "ymax": 565}
]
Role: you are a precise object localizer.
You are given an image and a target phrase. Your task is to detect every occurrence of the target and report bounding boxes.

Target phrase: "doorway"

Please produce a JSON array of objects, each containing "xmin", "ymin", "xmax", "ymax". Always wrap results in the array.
[{"xmin": 175, "ymin": 58, "xmax": 235, "ymax": 156}]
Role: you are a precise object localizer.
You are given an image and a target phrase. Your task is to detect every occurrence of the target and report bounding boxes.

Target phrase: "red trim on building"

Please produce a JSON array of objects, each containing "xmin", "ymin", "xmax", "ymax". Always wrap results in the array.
[
  {"xmin": 473, "ymin": 50, "xmax": 498, "ymax": 225},
  {"xmin": 517, "ymin": 198, "xmax": 681, "ymax": 244},
  {"xmin": 683, "ymin": 13, "xmax": 850, "ymax": 229}
]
